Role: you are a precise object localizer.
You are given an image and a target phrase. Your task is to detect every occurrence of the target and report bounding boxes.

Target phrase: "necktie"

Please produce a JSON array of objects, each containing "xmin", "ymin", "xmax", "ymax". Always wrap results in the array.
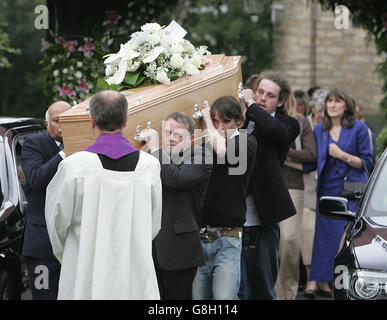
[{"xmin": 59, "ymin": 143, "xmax": 64, "ymax": 150}]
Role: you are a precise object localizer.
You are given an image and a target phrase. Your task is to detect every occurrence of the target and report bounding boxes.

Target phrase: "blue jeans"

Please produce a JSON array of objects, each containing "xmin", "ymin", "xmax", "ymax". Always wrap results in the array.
[
  {"xmin": 238, "ymin": 224, "xmax": 280, "ymax": 300},
  {"xmin": 192, "ymin": 237, "xmax": 241, "ymax": 300}
]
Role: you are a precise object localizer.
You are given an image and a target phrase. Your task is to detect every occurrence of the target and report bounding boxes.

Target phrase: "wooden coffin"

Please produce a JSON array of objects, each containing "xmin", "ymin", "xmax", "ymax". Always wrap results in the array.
[{"xmin": 59, "ymin": 54, "xmax": 243, "ymax": 156}]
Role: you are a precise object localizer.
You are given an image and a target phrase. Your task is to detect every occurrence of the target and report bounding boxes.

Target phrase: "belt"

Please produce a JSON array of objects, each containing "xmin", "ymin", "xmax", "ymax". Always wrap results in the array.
[{"xmin": 200, "ymin": 226, "xmax": 241, "ymax": 243}]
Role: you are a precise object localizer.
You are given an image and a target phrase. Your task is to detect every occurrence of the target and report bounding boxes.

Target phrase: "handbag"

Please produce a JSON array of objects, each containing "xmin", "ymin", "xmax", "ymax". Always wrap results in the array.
[{"xmin": 341, "ymin": 159, "xmax": 370, "ymax": 200}]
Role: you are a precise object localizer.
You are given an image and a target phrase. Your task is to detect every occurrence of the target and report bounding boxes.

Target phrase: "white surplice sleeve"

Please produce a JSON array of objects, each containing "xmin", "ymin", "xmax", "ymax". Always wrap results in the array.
[
  {"xmin": 45, "ymin": 161, "xmax": 75, "ymax": 263},
  {"xmin": 151, "ymin": 160, "xmax": 162, "ymax": 240}
]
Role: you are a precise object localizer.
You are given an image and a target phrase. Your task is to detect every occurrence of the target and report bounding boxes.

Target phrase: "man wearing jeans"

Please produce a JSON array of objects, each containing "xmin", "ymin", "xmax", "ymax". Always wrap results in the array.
[
  {"xmin": 192, "ymin": 96, "xmax": 257, "ymax": 300},
  {"xmin": 239, "ymin": 71, "xmax": 300, "ymax": 300}
]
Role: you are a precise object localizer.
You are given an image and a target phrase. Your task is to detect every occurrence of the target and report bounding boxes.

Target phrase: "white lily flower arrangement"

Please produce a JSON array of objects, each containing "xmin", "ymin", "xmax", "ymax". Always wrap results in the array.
[{"xmin": 98, "ymin": 22, "xmax": 211, "ymax": 90}]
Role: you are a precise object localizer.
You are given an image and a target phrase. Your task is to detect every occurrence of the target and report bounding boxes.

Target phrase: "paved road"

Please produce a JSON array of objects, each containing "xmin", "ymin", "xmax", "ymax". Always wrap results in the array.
[{"xmin": 21, "ymin": 288, "xmax": 332, "ymax": 300}]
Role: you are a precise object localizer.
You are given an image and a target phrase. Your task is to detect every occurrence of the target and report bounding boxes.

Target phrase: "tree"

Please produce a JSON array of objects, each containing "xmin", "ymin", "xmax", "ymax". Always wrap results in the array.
[
  {"xmin": 0, "ymin": 23, "xmax": 21, "ymax": 69},
  {"xmin": 0, "ymin": 0, "xmax": 46, "ymax": 118},
  {"xmin": 160, "ymin": 0, "xmax": 273, "ymax": 80}
]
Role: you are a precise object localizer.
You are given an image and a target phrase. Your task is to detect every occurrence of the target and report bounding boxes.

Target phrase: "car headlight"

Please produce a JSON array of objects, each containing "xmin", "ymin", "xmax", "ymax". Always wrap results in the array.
[{"xmin": 350, "ymin": 270, "xmax": 387, "ymax": 300}]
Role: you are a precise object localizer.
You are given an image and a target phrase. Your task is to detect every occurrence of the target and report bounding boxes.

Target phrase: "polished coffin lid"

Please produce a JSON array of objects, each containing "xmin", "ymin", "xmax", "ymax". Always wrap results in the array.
[{"xmin": 59, "ymin": 54, "xmax": 243, "ymax": 155}]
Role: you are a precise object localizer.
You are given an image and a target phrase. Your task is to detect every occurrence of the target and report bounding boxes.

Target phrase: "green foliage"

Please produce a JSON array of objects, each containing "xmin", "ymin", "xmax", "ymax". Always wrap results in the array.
[
  {"xmin": 0, "ymin": 0, "xmax": 46, "ymax": 117},
  {"xmin": 159, "ymin": 0, "xmax": 273, "ymax": 80},
  {"xmin": 0, "ymin": 23, "xmax": 21, "ymax": 68},
  {"xmin": 41, "ymin": 36, "xmax": 103, "ymax": 104},
  {"xmin": 316, "ymin": 0, "xmax": 387, "ymax": 120},
  {"xmin": 376, "ymin": 124, "xmax": 387, "ymax": 158}
]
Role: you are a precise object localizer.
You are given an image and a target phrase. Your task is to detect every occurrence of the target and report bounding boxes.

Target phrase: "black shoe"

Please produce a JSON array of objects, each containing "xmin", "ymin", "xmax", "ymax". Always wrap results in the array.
[
  {"xmin": 304, "ymin": 289, "xmax": 316, "ymax": 299},
  {"xmin": 317, "ymin": 288, "xmax": 333, "ymax": 298}
]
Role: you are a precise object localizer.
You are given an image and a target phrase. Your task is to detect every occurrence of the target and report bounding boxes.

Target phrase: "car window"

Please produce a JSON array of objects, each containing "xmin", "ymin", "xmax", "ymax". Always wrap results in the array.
[
  {"xmin": 365, "ymin": 157, "xmax": 387, "ymax": 223},
  {"xmin": 14, "ymin": 137, "xmax": 27, "ymax": 195},
  {"xmin": 0, "ymin": 176, "xmax": 3, "ymax": 206}
]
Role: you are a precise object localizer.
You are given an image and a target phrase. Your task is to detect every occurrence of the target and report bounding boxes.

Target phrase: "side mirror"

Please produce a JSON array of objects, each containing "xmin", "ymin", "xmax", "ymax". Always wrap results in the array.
[{"xmin": 319, "ymin": 196, "xmax": 356, "ymax": 220}]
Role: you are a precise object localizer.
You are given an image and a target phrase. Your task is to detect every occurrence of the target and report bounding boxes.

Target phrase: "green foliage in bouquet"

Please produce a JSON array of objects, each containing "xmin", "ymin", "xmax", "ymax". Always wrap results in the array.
[{"xmin": 98, "ymin": 22, "xmax": 211, "ymax": 92}]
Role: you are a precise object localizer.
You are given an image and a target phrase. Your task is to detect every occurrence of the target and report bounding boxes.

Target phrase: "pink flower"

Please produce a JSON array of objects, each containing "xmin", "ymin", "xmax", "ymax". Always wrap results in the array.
[
  {"xmin": 78, "ymin": 38, "xmax": 95, "ymax": 57},
  {"xmin": 58, "ymin": 84, "xmax": 75, "ymax": 97},
  {"xmin": 77, "ymin": 79, "xmax": 88, "ymax": 92},
  {"xmin": 64, "ymin": 40, "xmax": 78, "ymax": 57},
  {"xmin": 41, "ymin": 39, "xmax": 51, "ymax": 50},
  {"xmin": 104, "ymin": 11, "xmax": 121, "ymax": 25},
  {"xmin": 55, "ymin": 37, "xmax": 66, "ymax": 45}
]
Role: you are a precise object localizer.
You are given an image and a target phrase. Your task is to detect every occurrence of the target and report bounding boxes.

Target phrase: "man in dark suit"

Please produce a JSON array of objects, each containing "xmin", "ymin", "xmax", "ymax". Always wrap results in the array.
[
  {"xmin": 21, "ymin": 101, "xmax": 71, "ymax": 299},
  {"xmin": 143, "ymin": 112, "xmax": 212, "ymax": 300},
  {"xmin": 239, "ymin": 71, "xmax": 300, "ymax": 300}
]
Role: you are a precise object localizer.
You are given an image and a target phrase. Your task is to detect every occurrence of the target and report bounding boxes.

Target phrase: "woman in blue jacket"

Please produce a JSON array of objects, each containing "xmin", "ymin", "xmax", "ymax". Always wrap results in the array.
[{"xmin": 308, "ymin": 88, "xmax": 373, "ymax": 297}]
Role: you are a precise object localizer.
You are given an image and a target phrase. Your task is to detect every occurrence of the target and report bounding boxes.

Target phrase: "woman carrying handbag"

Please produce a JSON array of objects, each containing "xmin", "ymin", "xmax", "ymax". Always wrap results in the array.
[{"xmin": 306, "ymin": 88, "xmax": 373, "ymax": 297}]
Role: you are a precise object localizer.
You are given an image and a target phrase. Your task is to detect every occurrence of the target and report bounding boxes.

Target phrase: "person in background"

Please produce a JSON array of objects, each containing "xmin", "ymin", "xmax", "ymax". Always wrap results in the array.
[
  {"xmin": 301, "ymin": 88, "xmax": 329, "ymax": 299},
  {"xmin": 294, "ymin": 90, "xmax": 310, "ymax": 117},
  {"xmin": 307, "ymin": 86, "xmax": 320, "ymax": 99},
  {"xmin": 275, "ymin": 92, "xmax": 316, "ymax": 300},
  {"xmin": 306, "ymin": 88, "xmax": 373, "ymax": 297},
  {"xmin": 21, "ymin": 101, "xmax": 71, "ymax": 300},
  {"xmin": 355, "ymin": 102, "xmax": 376, "ymax": 170},
  {"xmin": 245, "ymin": 74, "xmax": 260, "ymax": 91}
]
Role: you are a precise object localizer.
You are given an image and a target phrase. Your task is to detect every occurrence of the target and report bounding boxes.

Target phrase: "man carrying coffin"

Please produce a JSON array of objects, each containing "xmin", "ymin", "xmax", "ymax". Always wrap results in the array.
[
  {"xmin": 45, "ymin": 90, "xmax": 162, "ymax": 299},
  {"xmin": 21, "ymin": 100, "xmax": 71, "ymax": 300},
  {"xmin": 143, "ymin": 112, "xmax": 212, "ymax": 300}
]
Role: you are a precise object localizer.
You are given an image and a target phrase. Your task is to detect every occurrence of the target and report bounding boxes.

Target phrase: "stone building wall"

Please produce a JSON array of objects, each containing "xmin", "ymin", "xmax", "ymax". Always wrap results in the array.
[{"xmin": 272, "ymin": 0, "xmax": 383, "ymax": 114}]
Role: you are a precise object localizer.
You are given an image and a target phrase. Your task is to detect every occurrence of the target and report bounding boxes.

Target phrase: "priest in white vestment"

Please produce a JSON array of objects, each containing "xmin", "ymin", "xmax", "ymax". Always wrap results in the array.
[{"xmin": 45, "ymin": 90, "xmax": 162, "ymax": 300}]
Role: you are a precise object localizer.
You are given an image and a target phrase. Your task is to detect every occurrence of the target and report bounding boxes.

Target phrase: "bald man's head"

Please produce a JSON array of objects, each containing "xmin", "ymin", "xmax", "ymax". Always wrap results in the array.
[
  {"xmin": 45, "ymin": 101, "xmax": 71, "ymax": 143},
  {"xmin": 89, "ymin": 90, "xmax": 128, "ymax": 131}
]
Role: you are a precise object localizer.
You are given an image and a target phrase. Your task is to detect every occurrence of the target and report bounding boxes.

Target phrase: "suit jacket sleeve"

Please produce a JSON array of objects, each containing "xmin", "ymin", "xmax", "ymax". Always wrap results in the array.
[
  {"xmin": 45, "ymin": 161, "xmax": 74, "ymax": 263},
  {"xmin": 287, "ymin": 116, "xmax": 317, "ymax": 163},
  {"xmin": 245, "ymin": 103, "xmax": 300, "ymax": 147},
  {"xmin": 150, "ymin": 160, "xmax": 162, "ymax": 240},
  {"xmin": 152, "ymin": 147, "xmax": 212, "ymax": 190},
  {"xmin": 21, "ymin": 135, "xmax": 62, "ymax": 191}
]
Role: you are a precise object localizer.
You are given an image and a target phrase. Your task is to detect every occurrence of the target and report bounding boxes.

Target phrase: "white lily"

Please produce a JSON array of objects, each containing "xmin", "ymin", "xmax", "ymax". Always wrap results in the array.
[
  {"xmin": 127, "ymin": 60, "xmax": 140, "ymax": 72},
  {"xmin": 142, "ymin": 46, "xmax": 165, "ymax": 64},
  {"xmin": 191, "ymin": 52, "xmax": 202, "ymax": 67},
  {"xmin": 104, "ymin": 43, "xmax": 140, "ymax": 65},
  {"xmin": 106, "ymin": 58, "xmax": 127, "ymax": 85},
  {"xmin": 183, "ymin": 57, "xmax": 200, "ymax": 76},
  {"xmin": 141, "ymin": 22, "xmax": 162, "ymax": 34},
  {"xmin": 156, "ymin": 70, "xmax": 170, "ymax": 84}
]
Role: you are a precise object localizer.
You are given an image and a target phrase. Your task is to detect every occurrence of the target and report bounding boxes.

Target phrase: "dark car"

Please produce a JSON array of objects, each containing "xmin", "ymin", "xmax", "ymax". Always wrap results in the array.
[
  {"xmin": 319, "ymin": 147, "xmax": 387, "ymax": 300},
  {"xmin": 0, "ymin": 117, "xmax": 46, "ymax": 299}
]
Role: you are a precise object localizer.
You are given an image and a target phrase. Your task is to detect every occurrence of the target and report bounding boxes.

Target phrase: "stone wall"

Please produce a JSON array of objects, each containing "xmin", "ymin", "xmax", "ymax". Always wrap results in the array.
[{"xmin": 272, "ymin": 0, "xmax": 383, "ymax": 114}]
